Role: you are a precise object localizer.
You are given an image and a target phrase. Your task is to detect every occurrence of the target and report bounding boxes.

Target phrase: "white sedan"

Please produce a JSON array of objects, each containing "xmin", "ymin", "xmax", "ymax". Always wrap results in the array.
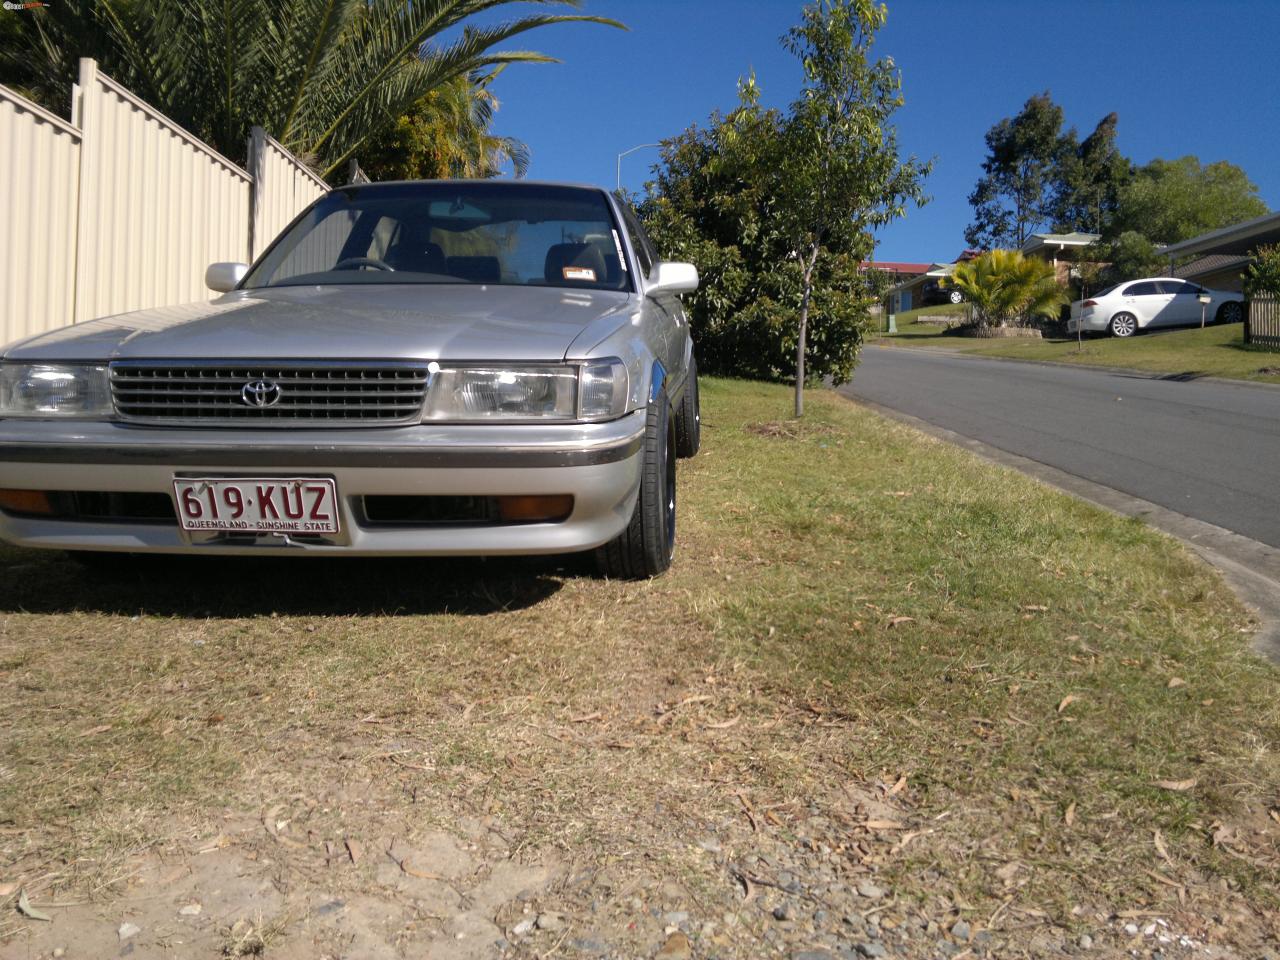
[{"xmin": 1068, "ymin": 278, "xmax": 1243, "ymax": 337}]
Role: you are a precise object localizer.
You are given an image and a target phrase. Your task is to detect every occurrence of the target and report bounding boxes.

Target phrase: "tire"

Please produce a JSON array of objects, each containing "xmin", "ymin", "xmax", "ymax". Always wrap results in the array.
[
  {"xmin": 1109, "ymin": 312, "xmax": 1137, "ymax": 338},
  {"xmin": 948, "ymin": 289, "xmax": 963, "ymax": 304},
  {"xmin": 1216, "ymin": 301, "xmax": 1243, "ymax": 325},
  {"xmin": 596, "ymin": 392, "xmax": 676, "ymax": 579},
  {"xmin": 674, "ymin": 357, "xmax": 701, "ymax": 458}
]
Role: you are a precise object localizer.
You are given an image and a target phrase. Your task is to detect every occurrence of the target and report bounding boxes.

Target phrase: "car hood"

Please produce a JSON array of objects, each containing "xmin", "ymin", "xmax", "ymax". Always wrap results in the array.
[{"xmin": 4, "ymin": 284, "xmax": 635, "ymax": 362}]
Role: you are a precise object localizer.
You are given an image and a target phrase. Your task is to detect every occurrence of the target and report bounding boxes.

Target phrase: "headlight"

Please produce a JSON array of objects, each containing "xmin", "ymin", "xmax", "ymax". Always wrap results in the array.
[
  {"xmin": 0, "ymin": 364, "xmax": 112, "ymax": 418},
  {"xmin": 422, "ymin": 360, "xmax": 629, "ymax": 422},
  {"xmin": 425, "ymin": 365, "xmax": 578, "ymax": 421}
]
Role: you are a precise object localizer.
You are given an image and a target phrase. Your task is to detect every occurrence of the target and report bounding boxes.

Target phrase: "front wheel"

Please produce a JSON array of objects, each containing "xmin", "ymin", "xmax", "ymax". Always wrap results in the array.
[
  {"xmin": 1109, "ymin": 312, "xmax": 1137, "ymax": 338},
  {"xmin": 596, "ymin": 392, "xmax": 676, "ymax": 579},
  {"xmin": 1216, "ymin": 301, "xmax": 1243, "ymax": 325},
  {"xmin": 948, "ymin": 289, "xmax": 963, "ymax": 304}
]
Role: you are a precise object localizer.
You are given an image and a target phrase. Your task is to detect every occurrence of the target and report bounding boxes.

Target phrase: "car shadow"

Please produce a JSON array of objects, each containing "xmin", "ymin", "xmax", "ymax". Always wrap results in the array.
[{"xmin": 0, "ymin": 546, "xmax": 583, "ymax": 617}]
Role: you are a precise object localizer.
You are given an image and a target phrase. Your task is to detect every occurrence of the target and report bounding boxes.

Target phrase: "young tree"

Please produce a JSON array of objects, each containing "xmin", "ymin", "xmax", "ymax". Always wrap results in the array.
[
  {"xmin": 771, "ymin": 0, "xmax": 929, "ymax": 416},
  {"xmin": 965, "ymin": 92, "xmax": 1072, "ymax": 250},
  {"xmin": 640, "ymin": 2, "xmax": 928, "ymax": 411}
]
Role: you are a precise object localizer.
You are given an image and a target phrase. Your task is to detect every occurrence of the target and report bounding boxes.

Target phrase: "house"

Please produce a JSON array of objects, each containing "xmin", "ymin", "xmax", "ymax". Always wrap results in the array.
[
  {"xmin": 1020, "ymin": 232, "xmax": 1101, "ymax": 283},
  {"xmin": 879, "ymin": 250, "xmax": 982, "ymax": 314},
  {"xmin": 1158, "ymin": 210, "xmax": 1280, "ymax": 292}
]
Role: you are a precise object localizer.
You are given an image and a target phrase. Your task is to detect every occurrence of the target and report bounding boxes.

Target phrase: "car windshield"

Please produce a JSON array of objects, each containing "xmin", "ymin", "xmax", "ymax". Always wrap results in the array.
[
  {"xmin": 242, "ymin": 183, "xmax": 631, "ymax": 293},
  {"xmin": 1090, "ymin": 283, "xmax": 1120, "ymax": 298}
]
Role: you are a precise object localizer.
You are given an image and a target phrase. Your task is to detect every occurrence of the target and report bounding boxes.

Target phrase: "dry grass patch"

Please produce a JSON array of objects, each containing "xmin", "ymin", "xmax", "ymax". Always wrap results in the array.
[{"xmin": 1, "ymin": 378, "xmax": 1278, "ymax": 958}]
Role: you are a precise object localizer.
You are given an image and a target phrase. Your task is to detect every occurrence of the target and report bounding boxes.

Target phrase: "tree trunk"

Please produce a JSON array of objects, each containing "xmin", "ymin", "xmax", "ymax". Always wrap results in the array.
[{"xmin": 795, "ymin": 258, "xmax": 815, "ymax": 419}]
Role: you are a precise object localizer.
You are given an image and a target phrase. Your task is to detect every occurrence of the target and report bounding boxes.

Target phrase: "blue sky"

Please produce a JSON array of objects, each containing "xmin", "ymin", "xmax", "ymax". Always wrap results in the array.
[{"xmin": 459, "ymin": 0, "xmax": 1280, "ymax": 264}]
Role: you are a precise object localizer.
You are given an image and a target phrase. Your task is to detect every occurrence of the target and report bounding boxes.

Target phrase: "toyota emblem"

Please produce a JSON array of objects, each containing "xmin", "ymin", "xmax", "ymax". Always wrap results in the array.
[{"xmin": 241, "ymin": 379, "xmax": 283, "ymax": 408}]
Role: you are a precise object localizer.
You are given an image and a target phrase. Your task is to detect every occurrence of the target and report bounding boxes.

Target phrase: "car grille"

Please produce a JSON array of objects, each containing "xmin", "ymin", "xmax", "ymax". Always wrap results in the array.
[{"xmin": 110, "ymin": 362, "xmax": 431, "ymax": 425}]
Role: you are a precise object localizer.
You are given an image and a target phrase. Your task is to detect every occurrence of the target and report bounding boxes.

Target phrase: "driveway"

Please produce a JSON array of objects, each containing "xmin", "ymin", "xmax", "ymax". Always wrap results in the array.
[{"xmin": 842, "ymin": 345, "xmax": 1280, "ymax": 549}]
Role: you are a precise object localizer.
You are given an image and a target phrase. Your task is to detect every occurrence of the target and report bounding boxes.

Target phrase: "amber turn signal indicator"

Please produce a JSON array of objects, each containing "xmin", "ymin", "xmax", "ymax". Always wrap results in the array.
[
  {"xmin": 0, "ymin": 489, "xmax": 54, "ymax": 516},
  {"xmin": 494, "ymin": 494, "xmax": 574, "ymax": 523}
]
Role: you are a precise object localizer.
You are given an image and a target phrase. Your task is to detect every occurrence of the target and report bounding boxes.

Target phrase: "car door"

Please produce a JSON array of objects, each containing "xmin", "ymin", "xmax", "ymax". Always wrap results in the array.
[
  {"xmin": 1122, "ymin": 281, "xmax": 1173, "ymax": 328},
  {"xmin": 1158, "ymin": 280, "xmax": 1199, "ymax": 325}
]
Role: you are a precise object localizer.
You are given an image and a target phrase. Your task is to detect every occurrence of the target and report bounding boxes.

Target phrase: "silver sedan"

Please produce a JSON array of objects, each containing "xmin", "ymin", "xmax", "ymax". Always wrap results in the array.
[{"xmin": 0, "ymin": 181, "xmax": 701, "ymax": 578}]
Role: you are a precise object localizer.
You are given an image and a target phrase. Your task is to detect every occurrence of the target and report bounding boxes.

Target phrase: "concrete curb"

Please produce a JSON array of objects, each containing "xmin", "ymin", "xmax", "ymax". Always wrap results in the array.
[{"xmin": 843, "ymin": 392, "xmax": 1280, "ymax": 664}]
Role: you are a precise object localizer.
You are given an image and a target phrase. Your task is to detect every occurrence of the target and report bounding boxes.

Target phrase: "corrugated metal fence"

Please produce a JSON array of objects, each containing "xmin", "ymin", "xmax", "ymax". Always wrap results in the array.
[
  {"xmin": 0, "ymin": 58, "xmax": 330, "ymax": 345},
  {"xmin": 0, "ymin": 85, "xmax": 81, "ymax": 344},
  {"xmin": 1245, "ymin": 294, "xmax": 1280, "ymax": 351}
]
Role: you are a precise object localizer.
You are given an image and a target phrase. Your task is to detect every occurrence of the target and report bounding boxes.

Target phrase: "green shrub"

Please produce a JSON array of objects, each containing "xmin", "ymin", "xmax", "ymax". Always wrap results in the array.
[{"xmin": 1243, "ymin": 244, "xmax": 1280, "ymax": 299}]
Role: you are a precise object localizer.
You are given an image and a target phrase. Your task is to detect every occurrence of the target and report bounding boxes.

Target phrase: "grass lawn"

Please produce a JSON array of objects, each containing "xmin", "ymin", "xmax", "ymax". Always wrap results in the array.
[
  {"xmin": 879, "ymin": 302, "xmax": 972, "ymax": 339},
  {"xmin": 880, "ymin": 309, "xmax": 1280, "ymax": 384},
  {"xmin": 2, "ymin": 379, "xmax": 1278, "ymax": 957}
]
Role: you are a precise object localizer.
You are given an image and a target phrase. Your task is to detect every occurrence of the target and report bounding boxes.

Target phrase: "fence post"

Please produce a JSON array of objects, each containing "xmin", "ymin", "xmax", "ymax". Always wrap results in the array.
[
  {"xmin": 71, "ymin": 58, "xmax": 99, "ymax": 324},
  {"xmin": 247, "ymin": 126, "xmax": 266, "ymax": 261}
]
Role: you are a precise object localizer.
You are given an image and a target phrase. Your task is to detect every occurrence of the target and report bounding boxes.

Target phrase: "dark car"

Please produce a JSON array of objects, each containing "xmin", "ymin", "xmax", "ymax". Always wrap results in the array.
[{"xmin": 920, "ymin": 279, "xmax": 964, "ymax": 306}]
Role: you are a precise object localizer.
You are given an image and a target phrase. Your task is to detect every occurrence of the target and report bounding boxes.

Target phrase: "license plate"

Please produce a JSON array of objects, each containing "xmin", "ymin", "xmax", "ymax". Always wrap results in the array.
[{"xmin": 172, "ymin": 478, "xmax": 340, "ymax": 534}]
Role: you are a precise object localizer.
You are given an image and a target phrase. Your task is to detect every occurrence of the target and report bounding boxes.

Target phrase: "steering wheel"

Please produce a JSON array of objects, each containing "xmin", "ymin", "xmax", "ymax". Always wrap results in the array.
[{"xmin": 333, "ymin": 256, "xmax": 395, "ymax": 272}]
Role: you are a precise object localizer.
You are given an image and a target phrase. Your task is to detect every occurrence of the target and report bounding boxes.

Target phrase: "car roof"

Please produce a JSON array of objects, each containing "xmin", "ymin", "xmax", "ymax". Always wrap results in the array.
[{"xmin": 329, "ymin": 179, "xmax": 610, "ymax": 194}]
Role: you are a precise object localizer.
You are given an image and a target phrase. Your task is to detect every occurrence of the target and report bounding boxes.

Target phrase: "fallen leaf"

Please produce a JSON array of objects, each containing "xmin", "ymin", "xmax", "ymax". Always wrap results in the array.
[
  {"xmin": 863, "ymin": 819, "xmax": 905, "ymax": 830},
  {"xmin": 1022, "ymin": 604, "xmax": 1048, "ymax": 612},
  {"xmin": 1056, "ymin": 694, "xmax": 1080, "ymax": 713},
  {"xmin": 1064, "ymin": 802, "xmax": 1076, "ymax": 827},
  {"xmin": 1153, "ymin": 829, "xmax": 1173, "ymax": 865},
  {"xmin": 401, "ymin": 860, "xmax": 446, "ymax": 881},
  {"xmin": 1145, "ymin": 869, "xmax": 1181, "ymax": 889},
  {"xmin": 344, "ymin": 837, "xmax": 362, "ymax": 864},
  {"xmin": 16, "ymin": 890, "xmax": 52, "ymax": 922},
  {"xmin": 706, "ymin": 715, "xmax": 741, "ymax": 729},
  {"xmin": 888, "ymin": 774, "xmax": 908, "ymax": 796},
  {"xmin": 1167, "ymin": 677, "xmax": 1186, "ymax": 689},
  {"xmin": 887, "ymin": 616, "xmax": 915, "ymax": 628},
  {"xmin": 206, "ymin": 713, "xmax": 225, "ymax": 725},
  {"xmin": 678, "ymin": 694, "xmax": 713, "ymax": 707},
  {"xmin": 78, "ymin": 724, "xmax": 112, "ymax": 737},
  {"xmin": 570, "ymin": 712, "xmax": 602, "ymax": 723},
  {"xmin": 1154, "ymin": 779, "xmax": 1197, "ymax": 792}
]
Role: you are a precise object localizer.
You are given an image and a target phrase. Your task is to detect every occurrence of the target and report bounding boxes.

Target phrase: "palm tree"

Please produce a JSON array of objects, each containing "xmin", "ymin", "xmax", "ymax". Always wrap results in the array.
[
  {"xmin": 945, "ymin": 249, "xmax": 1068, "ymax": 329},
  {"xmin": 1, "ymin": 0, "xmax": 621, "ymax": 179}
]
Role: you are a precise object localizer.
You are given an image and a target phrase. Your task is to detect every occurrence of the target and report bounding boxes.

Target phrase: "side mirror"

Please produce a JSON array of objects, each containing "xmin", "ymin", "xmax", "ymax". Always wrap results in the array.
[
  {"xmin": 646, "ymin": 261, "xmax": 699, "ymax": 297},
  {"xmin": 205, "ymin": 262, "xmax": 249, "ymax": 293}
]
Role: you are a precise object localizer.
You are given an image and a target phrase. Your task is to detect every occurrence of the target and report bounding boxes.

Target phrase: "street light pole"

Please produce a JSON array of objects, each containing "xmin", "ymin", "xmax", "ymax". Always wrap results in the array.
[{"xmin": 616, "ymin": 142, "xmax": 661, "ymax": 192}]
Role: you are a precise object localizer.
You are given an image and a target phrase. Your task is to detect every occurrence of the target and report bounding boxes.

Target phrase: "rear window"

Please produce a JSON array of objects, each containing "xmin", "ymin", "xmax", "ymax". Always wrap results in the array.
[{"xmin": 244, "ymin": 183, "xmax": 631, "ymax": 293}]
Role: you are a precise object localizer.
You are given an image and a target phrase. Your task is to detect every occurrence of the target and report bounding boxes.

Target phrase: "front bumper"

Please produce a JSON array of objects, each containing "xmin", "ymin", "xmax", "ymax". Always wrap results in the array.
[{"xmin": 0, "ymin": 413, "xmax": 646, "ymax": 556}]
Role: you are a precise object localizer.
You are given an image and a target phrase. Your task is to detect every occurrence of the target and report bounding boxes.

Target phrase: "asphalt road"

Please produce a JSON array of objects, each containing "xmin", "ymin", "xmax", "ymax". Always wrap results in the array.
[{"xmin": 841, "ymin": 346, "xmax": 1280, "ymax": 549}]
